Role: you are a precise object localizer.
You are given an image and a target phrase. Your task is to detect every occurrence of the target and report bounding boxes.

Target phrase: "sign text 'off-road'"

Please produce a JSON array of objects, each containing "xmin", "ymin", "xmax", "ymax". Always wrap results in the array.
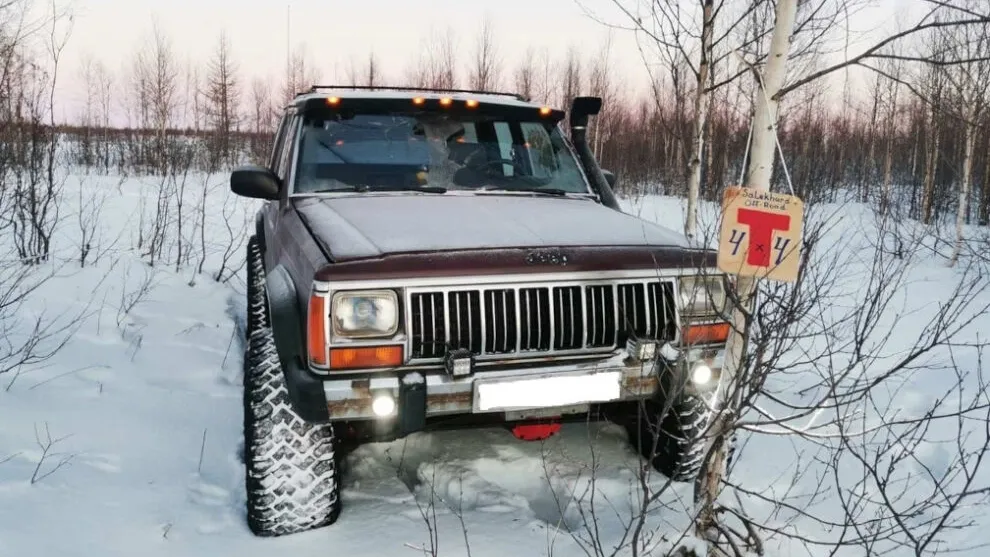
[{"xmin": 717, "ymin": 186, "xmax": 803, "ymax": 283}]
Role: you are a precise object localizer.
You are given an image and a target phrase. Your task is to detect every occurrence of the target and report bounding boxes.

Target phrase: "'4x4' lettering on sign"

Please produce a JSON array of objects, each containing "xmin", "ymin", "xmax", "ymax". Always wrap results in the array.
[{"xmin": 717, "ymin": 186, "xmax": 804, "ymax": 283}]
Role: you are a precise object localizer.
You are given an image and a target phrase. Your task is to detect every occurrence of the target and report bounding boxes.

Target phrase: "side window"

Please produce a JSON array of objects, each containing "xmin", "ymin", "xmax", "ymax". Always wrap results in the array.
[
  {"xmin": 274, "ymin": 115, "xmax": 298, "ymax": 183},
  {"xmin": 269, "ymin": 115, "xmax": 289, "ymax": 170}
]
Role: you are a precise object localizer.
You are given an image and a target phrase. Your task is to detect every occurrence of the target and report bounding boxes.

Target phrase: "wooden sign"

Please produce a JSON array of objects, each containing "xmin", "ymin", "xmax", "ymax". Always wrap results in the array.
[{"xmin": 717, "ymin": 186, "xmax": 804, "ymax": 283}]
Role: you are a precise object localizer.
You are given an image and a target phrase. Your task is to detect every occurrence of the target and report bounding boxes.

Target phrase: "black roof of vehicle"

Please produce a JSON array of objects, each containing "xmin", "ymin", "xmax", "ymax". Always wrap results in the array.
[{"xmin": 289, "ymin": 85, "xmax": 565, "ymax": 121}]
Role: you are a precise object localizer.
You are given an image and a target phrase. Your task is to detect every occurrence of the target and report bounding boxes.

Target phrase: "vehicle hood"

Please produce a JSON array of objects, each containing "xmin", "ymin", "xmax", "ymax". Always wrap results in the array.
[{"xmin": 293, "ymin": 193, "xmax": 693, "ymax": 262}]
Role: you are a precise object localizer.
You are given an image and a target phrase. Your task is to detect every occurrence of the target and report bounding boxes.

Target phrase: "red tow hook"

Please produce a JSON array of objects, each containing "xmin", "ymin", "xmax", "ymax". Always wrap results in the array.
[{"xmin": 511, "ymin": 418, "xmax": 562, "ymax": 441}]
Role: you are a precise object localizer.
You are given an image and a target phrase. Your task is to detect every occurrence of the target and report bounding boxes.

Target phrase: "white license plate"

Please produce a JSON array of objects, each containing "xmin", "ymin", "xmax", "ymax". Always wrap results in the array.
[{"xmin": 474, "ymin": 371, "xmax": 623, "ymax": 412}]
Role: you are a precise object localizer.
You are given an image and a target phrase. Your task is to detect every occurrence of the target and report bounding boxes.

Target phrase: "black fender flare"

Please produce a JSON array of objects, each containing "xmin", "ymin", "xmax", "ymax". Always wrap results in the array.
[
  {"xmin": 265, "ymin": 264, "xmax": 330, "ymax": 422},
  {"xmin": 254, "ymin": 210, "xmax": 266, "ymax": 253}
]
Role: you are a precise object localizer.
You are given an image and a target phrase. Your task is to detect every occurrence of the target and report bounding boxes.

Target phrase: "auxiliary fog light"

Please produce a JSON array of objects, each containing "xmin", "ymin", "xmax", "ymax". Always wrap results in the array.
[
  {"xmin": 626, "ymin": 338, "xmax": 659, "ymax": 361},
  {"xmin": 372, "ymin": 394, "xmax": 396, "ymax": 417},
  {"xmin": 444, "ymin": 348, "xmax": 475, "ymax": 378},
  {"xmin": 691, "ymin": 363, "xmax": 714, "ymax": 386}
]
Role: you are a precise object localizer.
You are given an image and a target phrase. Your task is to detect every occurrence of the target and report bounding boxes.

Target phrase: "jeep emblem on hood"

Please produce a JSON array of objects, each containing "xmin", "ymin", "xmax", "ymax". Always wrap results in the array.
[{"xmin": 526, "ymin": 249, "xmax": 569, "ymax": 266}]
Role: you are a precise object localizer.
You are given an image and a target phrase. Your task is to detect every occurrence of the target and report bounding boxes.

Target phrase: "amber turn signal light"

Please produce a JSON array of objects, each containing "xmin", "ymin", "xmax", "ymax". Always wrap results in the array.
[
  {"xmin": 682, "ymin": 322, "xmax": 730, "ymax": 345},
  {"xmin": 308, "ymin": 295, "xmax": 328, "ymax": 366},
  {"xmin": 329, "ymin": 346, "xmax": 403, "ymax": 370}
]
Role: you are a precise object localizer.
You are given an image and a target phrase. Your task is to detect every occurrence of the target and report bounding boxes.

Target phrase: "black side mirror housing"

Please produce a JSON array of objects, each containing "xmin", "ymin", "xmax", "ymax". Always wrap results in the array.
[
  {"xmin": 231, "ymin": 165, "xmax": 280, "ymax": 200},
  {"xmin": 601, "ymin": 169, "xmax": 617, "ymax": 189}
]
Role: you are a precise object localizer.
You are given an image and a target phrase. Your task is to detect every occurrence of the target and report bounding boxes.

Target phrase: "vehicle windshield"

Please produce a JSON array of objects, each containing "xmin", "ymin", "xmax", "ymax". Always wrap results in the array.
[{"xmin": 293, "ymin": 111, "xmax": 591, "ymax": 194}]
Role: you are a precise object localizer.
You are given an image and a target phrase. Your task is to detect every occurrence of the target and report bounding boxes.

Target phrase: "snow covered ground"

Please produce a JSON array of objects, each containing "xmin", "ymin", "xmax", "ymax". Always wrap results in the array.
[{"xmin": 0, "ymin": 174, "xmax": 988, "ymax": 556}]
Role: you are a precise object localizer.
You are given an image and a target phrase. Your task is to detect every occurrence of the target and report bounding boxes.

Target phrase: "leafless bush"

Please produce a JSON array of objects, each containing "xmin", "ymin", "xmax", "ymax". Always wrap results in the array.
[
  {"xmin": 193, "ymin": 172, "xmax": 213, "ymax": 280},
  {"xmin": 0, "ymin": 256, "xmax": 104, "ymax": 392},
  {"xmin": 4, "ymin": 52, "xmax": 60, "ymax": 265},
  {"xmin": 166, "ymin": 138, "xmax": 196, "ymax": 271},
  {"xmin": 115, "ymin": 261, "xmax": 158, "ymax": 329},
  {"xmin": 211, "ymin": 192, "xmax": 250, "ymax": 283},
  {"xmin": 73, "ymin": 174, "xmax": 112, "ymax": 267},
  {"xmin": 29, "ymin": 421, "xmax": 74, "ymax": 484},
  {"xmin": 143, "ymin": 172, "xmax": 172, "ymax": 266}
]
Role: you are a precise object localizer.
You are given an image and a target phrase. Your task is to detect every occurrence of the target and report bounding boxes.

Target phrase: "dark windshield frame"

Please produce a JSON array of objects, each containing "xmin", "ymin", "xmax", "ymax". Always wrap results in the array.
[{"xmin": 287, "ymin": 103, "xmax": 594, "ymax": 197}]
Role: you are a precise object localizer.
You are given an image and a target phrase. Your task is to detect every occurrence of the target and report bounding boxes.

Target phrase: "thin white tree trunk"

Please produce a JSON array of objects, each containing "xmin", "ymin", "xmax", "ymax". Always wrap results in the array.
[
  {"xmin": 881, "ymin": 82, "xmax": 899, "ymax": 216},
  {"xmin": 950, "ymin": 121, "xmax": 974, "ymax": 266},
  {"xmin": 696, "ymin": 0, "xmax": 799, "ymax": 544},
  {"xmin": 685, "ymin": 0, "xmax": 714, "ymax": 241}
]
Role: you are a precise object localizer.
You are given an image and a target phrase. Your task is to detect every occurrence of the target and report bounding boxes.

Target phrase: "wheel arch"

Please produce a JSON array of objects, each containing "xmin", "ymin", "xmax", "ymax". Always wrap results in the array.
[
  {"xmin": 255, "ymin": 210, "xmax": 266, "ymax": 253},
  {"xmin": 265, "ymin": 264, "xmax": 330, "ymax": 422}
]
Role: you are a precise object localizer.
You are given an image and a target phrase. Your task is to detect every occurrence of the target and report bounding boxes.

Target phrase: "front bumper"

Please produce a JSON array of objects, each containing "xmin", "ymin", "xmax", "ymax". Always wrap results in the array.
[{"xmin": 323, "ymin": 350, "xmax": 673, "ymax": 422}]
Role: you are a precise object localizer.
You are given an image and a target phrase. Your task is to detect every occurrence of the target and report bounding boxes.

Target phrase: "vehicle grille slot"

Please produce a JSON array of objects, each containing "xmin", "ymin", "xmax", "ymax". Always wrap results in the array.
[
  {"xmin": 410, "ymin": 292, "xmax": 445, "ymax": 358},
  {"xmin": 648, "ymin": 281, "xmax": 678, "ymax": 341},
  {"xmin": 483, "ymin": 289, "xmax": 516, "ymax": 354},
  {"xmin": 553, "ymin": 286, "xmax": 583, "ymax": 350},
  {"xmin": 448, "ymin": 290, "xmax": 482, "ymax": 354},
  {"xmin": 519, "ymin": 287, "xmax": 551, "ymax": 351},
  {"xmin": 617, "ymin": 283, "xmax": 648, "ymax": 342},
  {"xmin": 585, "ymin": 285, "xmax": 616, "ymax": 348}
]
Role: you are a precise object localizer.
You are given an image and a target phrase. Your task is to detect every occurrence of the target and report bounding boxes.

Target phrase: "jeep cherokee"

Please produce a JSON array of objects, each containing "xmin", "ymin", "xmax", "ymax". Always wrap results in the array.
[{"xmin": 231, "ymin": 86, "xmax": 731, "ymax": 537}]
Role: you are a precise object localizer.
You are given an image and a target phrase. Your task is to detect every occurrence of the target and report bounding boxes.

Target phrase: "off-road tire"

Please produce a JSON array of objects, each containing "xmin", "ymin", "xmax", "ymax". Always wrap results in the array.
[
  {"xmin": 630, "ymin": 394, "xmax": 734, "ymax": 482},
  {"xmin": 244, "ymin": 236, "xmax": 268, "ymax": 339},
  {"xmin": 243, "ymin": 235, "xmax": 341, "ymax": 537}
]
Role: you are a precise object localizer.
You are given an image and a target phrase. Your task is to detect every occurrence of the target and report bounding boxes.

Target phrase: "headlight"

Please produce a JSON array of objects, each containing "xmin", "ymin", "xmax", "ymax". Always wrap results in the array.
[
  {"xmin": 331, "ymin": 290, "xmax": 399, "ymax": 338},
  {"xmin": 678, "ymin": 275, "xmax": 727, "ymax": 318}
]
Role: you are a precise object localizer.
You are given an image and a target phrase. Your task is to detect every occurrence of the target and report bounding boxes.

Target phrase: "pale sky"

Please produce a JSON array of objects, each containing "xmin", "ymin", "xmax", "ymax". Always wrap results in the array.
[
  {"xmin": 53, "ymin": 0, "xmax": 646, "ymax": 121},
  {"xmin": 49, "ymin": 0, "xmax": 906, "ymax": 123}
]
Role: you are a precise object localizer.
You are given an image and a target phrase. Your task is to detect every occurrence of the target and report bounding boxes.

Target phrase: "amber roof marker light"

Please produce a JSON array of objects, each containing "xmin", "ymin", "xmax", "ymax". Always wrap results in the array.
[{"xmin": 326, "ymin": 96, "xmax": 341, "ymax": 106}]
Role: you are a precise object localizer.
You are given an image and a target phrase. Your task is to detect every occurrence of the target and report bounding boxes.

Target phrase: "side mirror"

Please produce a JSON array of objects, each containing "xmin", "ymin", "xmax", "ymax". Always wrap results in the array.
[
  {"xmin": 231, "ymin": 165, "xmax": 280, "ymax": 200},
  {"xmin": 601, "ymin": 169, "xmax": 617, "ymax": 190}
]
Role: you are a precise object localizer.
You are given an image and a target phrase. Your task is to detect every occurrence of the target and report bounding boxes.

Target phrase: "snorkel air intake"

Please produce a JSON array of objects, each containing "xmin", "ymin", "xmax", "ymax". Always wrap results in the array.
[{"xmin": 569, "ymin": 96, "xmax": 621, "ymax": 211}]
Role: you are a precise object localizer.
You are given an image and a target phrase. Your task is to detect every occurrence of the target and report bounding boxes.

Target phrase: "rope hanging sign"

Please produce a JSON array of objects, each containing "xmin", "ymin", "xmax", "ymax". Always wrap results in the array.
[{"xmin": 717, "ymin": 186, "xmax": 804, "ymax": 283}]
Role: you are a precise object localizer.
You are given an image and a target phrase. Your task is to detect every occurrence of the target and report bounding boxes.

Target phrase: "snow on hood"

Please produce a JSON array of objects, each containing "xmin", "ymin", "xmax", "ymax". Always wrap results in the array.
[{"xmin": 294, "ymin": 193, "xmax": 692, "ymax": 262}]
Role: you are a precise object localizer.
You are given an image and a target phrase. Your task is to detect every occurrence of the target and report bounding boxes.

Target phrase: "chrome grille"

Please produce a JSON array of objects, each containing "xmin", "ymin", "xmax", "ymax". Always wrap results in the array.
[
  {"xmin": 410, "ymin": 291, "xmax": 445, "ymax": 359},
  {"xmin": 553, "ymin": 286, "xmax": 583, "ymax": 350},
  {"xmin": 448, "ymin": 290, "xmax": 481, "ymax": 354},
  {"xmin": 408, "ymin": 279, "xmax": 678, "ymax": 362},
  {"xmin": 519, "ymin": 287, "xmax": 550, "ymax": 351},
  {"xmin": 586, "ymin": 285, "xmax": 616, "ymax": 348}
]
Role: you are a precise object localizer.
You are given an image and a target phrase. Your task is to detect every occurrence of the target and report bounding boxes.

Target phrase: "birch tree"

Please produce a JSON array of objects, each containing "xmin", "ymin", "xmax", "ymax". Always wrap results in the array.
[
  {"xmin": 468, "ymin": 18, "xmax": 500, "ymax": 91},
  {"xmin": 942, "ymin": 11, "xmax": 990, "ymax": 265},
  {"xmin": 514, "ymin": 46, "xmax": 536, "ymax": 100},
  {"xmin": 695, "ymin": 0, "xmax": 800, "ymax": 542}
]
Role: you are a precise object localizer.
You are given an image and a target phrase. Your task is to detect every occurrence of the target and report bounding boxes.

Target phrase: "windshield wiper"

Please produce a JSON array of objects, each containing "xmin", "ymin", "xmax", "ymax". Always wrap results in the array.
[
  {"xmin": 307, "ymin": 185, "xmax": 371, "ymax": 193},
  {"xmin": 305, "ymin": 185, "xmax": 448, "ymax": 194},
  {"xmin": 384, "ymin": 185, "xmax": 447, "ymax": 194},
  {"xmin": 479, "ymin": 187, "xmax": 572, "ymax": 196}
]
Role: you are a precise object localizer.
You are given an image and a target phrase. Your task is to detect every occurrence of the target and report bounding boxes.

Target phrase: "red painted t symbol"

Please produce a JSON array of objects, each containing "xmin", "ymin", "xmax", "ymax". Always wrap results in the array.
[{"xmin": 737, "ymin": 208, "xmax": 791, "ymax": 267}]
